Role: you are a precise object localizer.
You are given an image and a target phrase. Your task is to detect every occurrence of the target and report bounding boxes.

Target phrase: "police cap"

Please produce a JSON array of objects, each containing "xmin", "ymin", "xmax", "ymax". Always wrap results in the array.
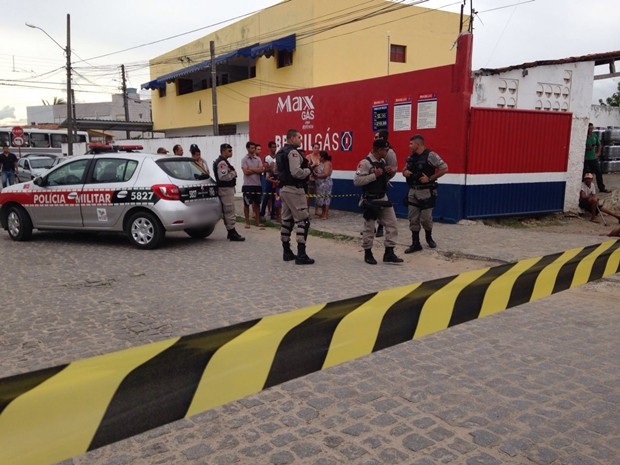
[
  {"xmin": 220, "ymin": 143, "xmax": 233, "ymax": 151},
  {"xmin": 373, "ymin": 139, "xmax": 389, "ymax": 149}
]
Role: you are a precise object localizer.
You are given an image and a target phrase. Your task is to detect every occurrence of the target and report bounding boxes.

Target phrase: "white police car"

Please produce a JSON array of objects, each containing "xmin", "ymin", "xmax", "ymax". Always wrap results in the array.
[
  {"xmin": 16, "ymin": 156, "xmax": 56, "ymax": 182},
  {"xmin": 0, "ymin": 152, "xmax": 222, "ymax": 249}
]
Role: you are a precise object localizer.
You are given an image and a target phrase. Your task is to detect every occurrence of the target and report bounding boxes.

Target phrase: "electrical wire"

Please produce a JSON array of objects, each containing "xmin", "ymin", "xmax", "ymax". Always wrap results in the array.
[{"xmin": 2, "ymin": 0, "xmax": 470, "ymax": 108}]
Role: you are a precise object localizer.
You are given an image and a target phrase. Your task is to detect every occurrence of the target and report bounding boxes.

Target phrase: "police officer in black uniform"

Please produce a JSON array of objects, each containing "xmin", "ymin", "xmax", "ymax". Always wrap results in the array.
[
  {"xmin": 403, "ymin": 134, "xmax": 448, "ymax": 253},
  {"xmin": 276, "ymin": 129, "xmax": 315, "ymax": 265},
  {"xmin": 213, "ymin": 143, "xmax": 245, "ymax": 242}
]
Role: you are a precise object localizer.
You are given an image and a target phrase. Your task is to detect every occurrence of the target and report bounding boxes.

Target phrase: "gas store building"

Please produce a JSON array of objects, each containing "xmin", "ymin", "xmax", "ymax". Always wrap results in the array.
[{"xmin": 250, "ymin": 34, "xmax": 619, "ymax": 222}]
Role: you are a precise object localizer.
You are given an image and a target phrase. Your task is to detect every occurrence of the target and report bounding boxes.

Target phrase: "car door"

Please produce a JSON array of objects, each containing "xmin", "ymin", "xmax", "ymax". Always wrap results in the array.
[
  {"xmin": 32, "ymin": 158, "xmax": 91, "ymax": 228},
  {"xmin": 80, "ymin": 157, "xmax": 139, "ymax": 229},
  {"xmin": 17, "ymin": 158, "xmax": 30, "ymax": 183}
]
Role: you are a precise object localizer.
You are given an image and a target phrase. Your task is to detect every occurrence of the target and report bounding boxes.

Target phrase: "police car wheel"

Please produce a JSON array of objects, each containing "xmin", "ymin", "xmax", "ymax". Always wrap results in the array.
[
  {"xmin": 126, "ymin": 211, "xmax": 164, "ymax": 250},
  {"xmin": 184, "ymin": 224, "xmax": 215, "ymax": 239},
  {"xmin": 6, "ymin": 206, "xmax": 33, "ymax": 242}
]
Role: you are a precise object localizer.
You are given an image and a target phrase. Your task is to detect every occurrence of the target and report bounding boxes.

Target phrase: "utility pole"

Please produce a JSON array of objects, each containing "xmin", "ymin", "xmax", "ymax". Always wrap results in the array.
[
  {"xmin": 66, "ymin": 14, "xmax": 73, "ymax": 156},
  {"xmin": 210, "ymin": 41, "xmax": 219, "ymax": 136},
  {"xmin": 387, "ymin": 31, "xmax": 391, "ymax": 76},
  {"xmin": 71, "ymin": 88, "xmax": 77, "ymax": 142},
  {"xmin": 25, "ymin": 16, "xmax": 73, "ymax": 154},
  {"xmin": 121, "ymin": 64, "xmax": 130, "ymax": 139}
]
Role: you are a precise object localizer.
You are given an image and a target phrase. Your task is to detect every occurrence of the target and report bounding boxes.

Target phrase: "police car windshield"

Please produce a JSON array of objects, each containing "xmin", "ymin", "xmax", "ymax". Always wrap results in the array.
[{"xmin": 157, "ymin": 158, "xmax": 210, "ymax": 181}]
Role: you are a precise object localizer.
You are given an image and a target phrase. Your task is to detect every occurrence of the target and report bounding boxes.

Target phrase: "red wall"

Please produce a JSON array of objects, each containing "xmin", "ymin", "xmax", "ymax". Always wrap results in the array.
[
  {"xmin": 467, "ymin": 108, "xmax": 572, "ymax": 174},
  {"xmin": 250, "ymin": 64, "xmax": 470, "ymax": 173}
]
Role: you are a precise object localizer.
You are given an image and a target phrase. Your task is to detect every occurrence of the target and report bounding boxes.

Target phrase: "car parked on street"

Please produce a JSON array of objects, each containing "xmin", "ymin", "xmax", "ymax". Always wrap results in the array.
[
  {"xmin": 16, "ymin": 156, "xmax": 56, "ymax": 182},
  {"xmin": 0, "ymin": 152, "xmax": 222, "ymax": 249},
  {"xmin": 20, "ymin": 153, "xmax": 62, "ymax": 159}
]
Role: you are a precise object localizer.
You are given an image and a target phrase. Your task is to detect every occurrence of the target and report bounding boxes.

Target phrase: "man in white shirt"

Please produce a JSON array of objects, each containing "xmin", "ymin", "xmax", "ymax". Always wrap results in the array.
[
  {"xmin": 579, "ymin": 173, "xmax": 620, "ymax": 223},
  {"xmin": 260, "ymin": 141, "xmax": 278, "ymax": 221},
  {"xmin": 241, "ymin": 141, "xmax": 264, "ymax": 228}
]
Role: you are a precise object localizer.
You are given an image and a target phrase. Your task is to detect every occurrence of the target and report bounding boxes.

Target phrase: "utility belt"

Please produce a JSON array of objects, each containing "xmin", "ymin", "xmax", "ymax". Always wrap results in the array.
[
  {"xmin": 403, "ymin": 188, "xmax": 437, "ymax": 210},
  {"xmin": 280, "ymin": 178, "xmax": 307, "ymax": 189},
  {"xmin": 360, "ymin": 194, "xmax": 392, "ymax": 220},
  {"xmin": 408, "ymin": 182, "xmax": 437, "ymax": 190}
]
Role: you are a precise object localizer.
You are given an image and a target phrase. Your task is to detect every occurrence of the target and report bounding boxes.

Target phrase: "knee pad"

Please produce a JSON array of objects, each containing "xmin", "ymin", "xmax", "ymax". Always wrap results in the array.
[
  {"xmin": 295, "ymin": 219, "xmax": 311, "ymax": 240},
  {"xmin": 281, "ymin": 219, "xmax": 293, "ymax": 231}
]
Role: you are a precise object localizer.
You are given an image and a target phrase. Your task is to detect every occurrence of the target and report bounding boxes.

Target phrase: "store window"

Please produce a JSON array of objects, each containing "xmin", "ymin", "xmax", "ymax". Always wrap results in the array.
[
  {"xmin": 277, "ymin": 50, "xmax": 294, "ymax": 68},
  {"xmin": 390, "ymin": 44, "xmax": 406, "ymax": 63}
]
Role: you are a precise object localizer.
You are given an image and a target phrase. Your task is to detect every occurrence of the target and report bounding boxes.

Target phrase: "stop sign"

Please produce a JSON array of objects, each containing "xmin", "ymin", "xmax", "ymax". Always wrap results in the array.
[{"xmin": 12, "ymin": 126, "xmax": 24, "ymax": 138}]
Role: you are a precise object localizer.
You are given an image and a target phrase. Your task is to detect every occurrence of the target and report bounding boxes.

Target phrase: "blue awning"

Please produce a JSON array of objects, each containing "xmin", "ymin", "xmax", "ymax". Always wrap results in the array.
[
  {"xmin": 141, "ymin": 79, "xmax": 166, "ymax": 90},
  {"xmin": 250, "ymin": 34, "xmax": 296, "ymax": 59},
  {"xmin": 141, "ymin": 45, "xmax": 257, "ymax": 89}
]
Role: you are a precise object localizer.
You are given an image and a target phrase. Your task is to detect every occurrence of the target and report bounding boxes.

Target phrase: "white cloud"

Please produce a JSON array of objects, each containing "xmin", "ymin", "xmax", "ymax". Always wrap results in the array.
[{"xmin": 0, "ymin": 106, "xmax": 16, "ymax": 120}]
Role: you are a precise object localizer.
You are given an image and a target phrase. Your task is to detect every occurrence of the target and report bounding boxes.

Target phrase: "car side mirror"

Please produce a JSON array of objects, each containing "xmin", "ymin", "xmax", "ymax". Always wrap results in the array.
[{"xmin": 33, "ymin": 176, "xmax": 46, "ymax": 187}]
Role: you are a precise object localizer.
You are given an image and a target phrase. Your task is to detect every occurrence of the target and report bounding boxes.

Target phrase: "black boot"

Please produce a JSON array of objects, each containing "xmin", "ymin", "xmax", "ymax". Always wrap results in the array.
[
  {"xmin": 375, "ymin": 224, "xmax": 384, "ymax": 237},
  {"xmin": 404, "ymin": 231, "xmax": 423, "ymax": 253},
  {"xmin": 383, "ymin": 247, "xmax": 404, "ymax": 263},
  {"xmin": 282, "ymin": 242, "xmax": 296, "ymax": 261},
  {"xmin": 227, "ymin": 228, "xmax": 245, "ymax": 242},
  {"xmin": 364, "ymin": 249, "xmax": 377, "ymax": 265},
  {"xmin": 295, "ymin": 243, "xmax": 315, "ymax": 265},
  {"xmin": 425, "ymin": 229, "xmax": 437, "ymax": 248}
]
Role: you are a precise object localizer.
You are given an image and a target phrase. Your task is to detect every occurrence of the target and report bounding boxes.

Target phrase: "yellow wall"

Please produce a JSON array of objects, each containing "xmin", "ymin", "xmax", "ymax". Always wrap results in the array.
[{"xmin": 148, "ymin": 0, "xmax": 464, "ymax": 132}]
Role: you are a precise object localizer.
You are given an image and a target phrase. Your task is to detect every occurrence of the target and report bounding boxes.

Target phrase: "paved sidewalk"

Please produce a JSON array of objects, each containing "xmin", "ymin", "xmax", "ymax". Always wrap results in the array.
[{"xmin": 238, "ymin": 197, "xmax": 610, "ymax": 264}]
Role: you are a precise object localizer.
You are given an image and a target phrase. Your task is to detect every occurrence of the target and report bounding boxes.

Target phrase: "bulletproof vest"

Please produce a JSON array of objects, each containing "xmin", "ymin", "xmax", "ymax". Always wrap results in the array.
[
  {"xmin": 405, "ymin": 149, "xmax": 435, "ymax": 187},
  {"xmin": 362, "ymin": 156, "xmax": 389, "ymax": 197},
  {"xmin": 276, "ymin": 144, "xmax": 308, "ymax": 188},
  {"xmin": 213, "ymin": 155, "xmax": 236, "ymax": 187}
]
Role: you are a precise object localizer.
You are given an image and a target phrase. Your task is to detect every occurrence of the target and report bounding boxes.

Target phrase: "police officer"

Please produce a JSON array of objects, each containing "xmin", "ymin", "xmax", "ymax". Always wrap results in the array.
[
  {"xmin": 276, "ymin": 129, "xmax": 314, "ymax": 265},
  {"xmin": 354, "ymin": 139, "xmax": 403, "ymax": 265},
  {"xmin": 213, "ymin": 143, "xmax": 245, "ymax": 242},
  {"xmin": 373, "ymin": 129, "xmax": 397, "ymax": 238},
  {"xmin": 403, "ymin": 134, "xmax": 448, "ymax": 253}
]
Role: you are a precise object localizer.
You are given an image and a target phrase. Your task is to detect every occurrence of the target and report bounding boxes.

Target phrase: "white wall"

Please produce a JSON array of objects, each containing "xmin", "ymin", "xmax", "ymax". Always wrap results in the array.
[
  {"xmin": 590, "ymin": 104, "xmax": 620, "ymax": 128},
  {"xmin": 27, "ymin": 94, "xmax": 152, "ymax": 140},
  {"xmin": 116, "ymin": 134, "xmax": 251, "ymax": 187},
  {"xmin": 163, "ymin": 122, "xmax": 250, "ymax": 138},
  {"xmin": 472, "ymin": 61, "xmax": 596, "ymax": 212}
]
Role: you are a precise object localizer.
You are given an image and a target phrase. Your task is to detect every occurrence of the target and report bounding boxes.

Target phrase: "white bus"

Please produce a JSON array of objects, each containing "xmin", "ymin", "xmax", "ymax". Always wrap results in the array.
[{"xmin": 0, "ymin": 127, "xmax": 89, "ymax": 155}]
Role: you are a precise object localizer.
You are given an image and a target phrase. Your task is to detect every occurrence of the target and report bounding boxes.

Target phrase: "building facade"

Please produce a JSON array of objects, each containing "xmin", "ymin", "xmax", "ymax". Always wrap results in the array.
[
  {"xmin": 472, "ymin": 51, "xmax": 620, "ymax": 212},
  {"xmin": 142, "ymin": 0, "xmax": 463, "ymax": 136},
  {"xmin": 27, "ymin": 91, "xmax": 152, "ymax": 141}
]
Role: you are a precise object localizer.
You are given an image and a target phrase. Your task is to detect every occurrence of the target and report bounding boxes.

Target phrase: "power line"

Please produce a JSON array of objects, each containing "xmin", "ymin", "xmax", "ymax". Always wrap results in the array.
[
  {"xmin": 5, "ymin": 0, "xmax": 448, "ymax": 85},
  {"xmin": 77, "ymin": 2, "xmax": 293, "ymax": 63},
  {"xmin": 3, "ymin": 0, "xmax": 466, "ymax": 104}
]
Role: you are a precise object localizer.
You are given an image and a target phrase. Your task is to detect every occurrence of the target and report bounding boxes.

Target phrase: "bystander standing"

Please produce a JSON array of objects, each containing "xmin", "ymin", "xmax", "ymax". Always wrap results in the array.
[
  {"xmin": 241, "ymin": 141, "xmax": 264, "ymax": 228},
  {"xmin": 1, "ymin": 145, "xmax": 19, "ymax": 188}
]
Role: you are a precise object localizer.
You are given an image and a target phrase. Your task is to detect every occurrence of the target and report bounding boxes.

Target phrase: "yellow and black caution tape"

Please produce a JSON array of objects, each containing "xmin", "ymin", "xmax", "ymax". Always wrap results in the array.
[
  {"xmin": 259, "ymin": 191, "xmax": 359, "ymax": 198},
  {"xmin": 1, "ymin": 240, "xmax": 618, "ymax": 465},
  {"xmin": 305, "ymin": 193, "xmax": 358, "ymax": 198}
]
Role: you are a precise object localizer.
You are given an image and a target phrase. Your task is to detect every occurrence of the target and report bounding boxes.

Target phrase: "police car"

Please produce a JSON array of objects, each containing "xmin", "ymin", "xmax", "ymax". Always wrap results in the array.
[{"xmin": 0, "ymin": 152, "xmax": 222, "ymax": 249}]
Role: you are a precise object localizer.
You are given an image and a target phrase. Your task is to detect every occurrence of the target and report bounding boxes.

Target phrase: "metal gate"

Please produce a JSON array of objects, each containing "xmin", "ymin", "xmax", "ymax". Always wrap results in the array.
[{"xmin": 464, "ymin": 108, "xmax": 572, "ymax": 218}]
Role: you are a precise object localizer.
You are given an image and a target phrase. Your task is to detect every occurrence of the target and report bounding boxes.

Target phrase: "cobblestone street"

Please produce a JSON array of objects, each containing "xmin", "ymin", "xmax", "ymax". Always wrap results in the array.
[{"xmin": 1, "ymin": 207, "xmax": 618, "ymax": 465}]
